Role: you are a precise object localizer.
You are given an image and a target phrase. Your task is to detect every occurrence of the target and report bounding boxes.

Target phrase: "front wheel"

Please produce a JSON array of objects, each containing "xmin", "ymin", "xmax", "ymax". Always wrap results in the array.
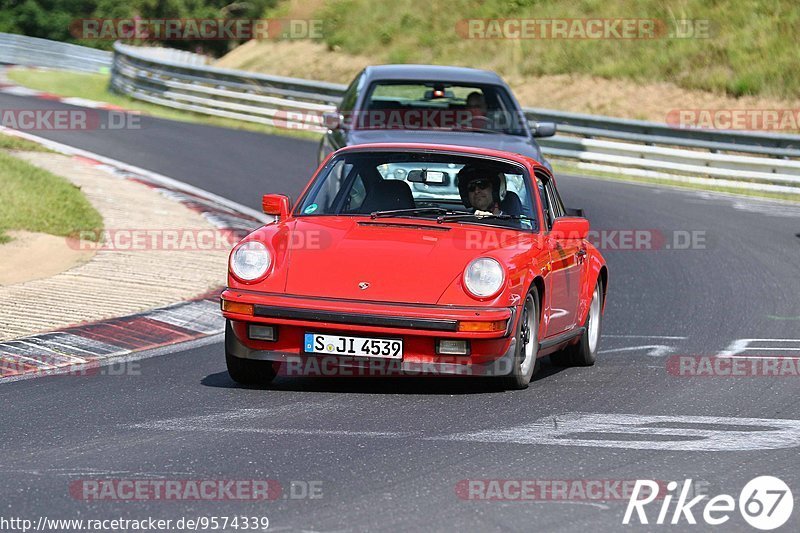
[
  {"xmin": 551, "ymin": 279, "xmax": 603, "ymax": 367},
  {"xmin": 499, "ymin": 289, "xmax": 540, "ymax": 390}
]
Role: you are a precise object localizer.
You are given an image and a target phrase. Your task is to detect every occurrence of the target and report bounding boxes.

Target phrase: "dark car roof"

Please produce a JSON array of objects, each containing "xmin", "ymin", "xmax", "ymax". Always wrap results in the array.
[{"xmin": 363, "ymin": 64, "xmax": 505, "ymax": 85}]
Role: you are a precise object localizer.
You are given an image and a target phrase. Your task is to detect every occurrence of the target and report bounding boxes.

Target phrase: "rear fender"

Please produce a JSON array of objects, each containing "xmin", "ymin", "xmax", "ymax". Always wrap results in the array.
[{"xmin": 575, "ymin": 246, "xmax": 607, "ymax": 326}]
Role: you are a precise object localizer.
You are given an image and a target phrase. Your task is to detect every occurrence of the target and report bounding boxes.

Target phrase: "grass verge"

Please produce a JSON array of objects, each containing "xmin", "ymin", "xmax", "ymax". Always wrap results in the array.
[
  {"xmin": 0, "ymin": 133, "xmax": 52, "ymax": 152},
  {"xmin": 313, "ymin": 0, "xmax": 799, "ymax": 100},
  {"xmin": 6, "ymin": 68, "xmax": 323, "ymax": 141},
  {"xmin": 0, "ymin": 142, "xmax": 103, "ymax": 244}
]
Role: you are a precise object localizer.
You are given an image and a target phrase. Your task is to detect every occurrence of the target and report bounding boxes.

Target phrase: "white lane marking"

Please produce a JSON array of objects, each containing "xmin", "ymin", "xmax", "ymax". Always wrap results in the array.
[
  {"xmin": 0, "ymin": 86, "xmax": 41, "ymax": 96},
  {"xmin": 604, "ymin": 335, "xmax": 687, "ymax": 339},
  {"xmin": 0, "ymin": 126, "xmax": 269, "ymax": 223},
  {"xmin": 60, "ymin": 97, "xmax": 107, "ymax": 108},
  {"xmin": 130, "ymin": 407, "xmax": 414, "ymax": 438},
  {"xmin": 718, "ymin": 338, "xmax": 800, "ymax": 357},
  {"xmin": 431, "ymin": 414, "xmax": 800, "ymax": 452},
  {"xmin": 599, "ymin": 345, "xmax": 675, "ymax": 357},
  {"xmin": 134, "ymin": 425, "xmax": 414, "ymax": 438}
]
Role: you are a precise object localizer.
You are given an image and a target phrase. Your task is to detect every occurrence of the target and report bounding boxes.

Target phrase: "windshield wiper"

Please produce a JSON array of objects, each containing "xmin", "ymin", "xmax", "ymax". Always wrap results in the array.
[
  {"xmin": 436, "ymin": 213, "xmax": 536, "ymax": 224},
  {"xmin": 370, "ymin": 207, "xmax": 454, "ymax": 219}
]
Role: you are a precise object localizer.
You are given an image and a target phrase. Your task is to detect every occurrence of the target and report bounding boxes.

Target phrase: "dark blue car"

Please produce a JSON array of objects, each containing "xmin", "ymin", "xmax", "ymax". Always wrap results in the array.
[{"xmin": 318, "ymin": 65, "xmax": 556, "ymax": 169}]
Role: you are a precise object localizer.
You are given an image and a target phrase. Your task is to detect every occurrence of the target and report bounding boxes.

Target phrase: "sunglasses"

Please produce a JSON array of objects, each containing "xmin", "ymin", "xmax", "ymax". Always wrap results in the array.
[{"xmin": 467, "ymin": 179, "xmax": 491, "ymax": 192}]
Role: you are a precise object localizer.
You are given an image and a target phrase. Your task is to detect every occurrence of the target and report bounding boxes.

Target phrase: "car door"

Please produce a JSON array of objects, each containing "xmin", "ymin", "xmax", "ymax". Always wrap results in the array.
[{"xmin": 541, "ymin": 178, "xmax": 581, "ymax": 333}]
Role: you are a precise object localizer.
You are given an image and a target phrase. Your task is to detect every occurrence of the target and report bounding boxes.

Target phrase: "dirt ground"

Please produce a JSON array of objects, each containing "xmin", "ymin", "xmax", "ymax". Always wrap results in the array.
[
  {"xmin": 215, "ymin": 39, "xmax": 800, "ymax": 124},
  {"xmin": 0, "ymin": 230, "xmax": 95, "ymax": 286}
]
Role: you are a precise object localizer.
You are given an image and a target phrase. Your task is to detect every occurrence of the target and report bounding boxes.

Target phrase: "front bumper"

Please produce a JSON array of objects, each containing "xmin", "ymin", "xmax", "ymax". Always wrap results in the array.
[{"xmin": 221, "ymin": 289, "xmax": 519, "ymax": 376}]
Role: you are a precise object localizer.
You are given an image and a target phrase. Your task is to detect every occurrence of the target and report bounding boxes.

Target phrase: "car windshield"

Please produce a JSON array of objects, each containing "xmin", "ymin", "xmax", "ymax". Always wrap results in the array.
[
  {"xmin": 355, "ymin": 82, "xmax": 527, "ymax": 135},
  {"xmin": 295, "ymin": 151, "xmax": 538, "ymax": 231}
]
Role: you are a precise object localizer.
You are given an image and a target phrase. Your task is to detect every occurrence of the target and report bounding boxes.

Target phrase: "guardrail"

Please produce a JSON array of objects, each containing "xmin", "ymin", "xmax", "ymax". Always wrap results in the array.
[
  {"xmin": 5, "ymin": 36, "xmax": 798, "ymax": 195},
  {"xmin": 0, "ymin": 33, "xmax": 111, "ymax": 73},
  {"xmin": 110, "ymin": 43, "xmax": 800, "ymax": 194}
]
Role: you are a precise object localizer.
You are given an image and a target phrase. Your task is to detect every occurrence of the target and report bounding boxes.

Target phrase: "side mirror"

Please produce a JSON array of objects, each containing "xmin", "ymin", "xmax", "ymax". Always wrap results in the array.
[
  {"xmin": 530, "ymin": 121, "xmax": 557, "ymax": 138},
  {"xmin": 323, "ymin": 111, "xmax": 342, "ymax": 130},
  {"xmin": 550, "ymin": 217, "xmax": 589, "ymax": 240},
  {"xmin": 565, "ymin": 207, "xmax": 585, "ymax": 217},
  {"xmin": 262, "ymin": 194, "xmax": 290, "ymax": 219}
]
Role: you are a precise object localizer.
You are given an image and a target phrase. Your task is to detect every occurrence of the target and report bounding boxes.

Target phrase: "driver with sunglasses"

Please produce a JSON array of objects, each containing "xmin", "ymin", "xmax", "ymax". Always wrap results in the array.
[{"xmin": 457, "ymin": 166, "xmax": 505, "ymax": 217}]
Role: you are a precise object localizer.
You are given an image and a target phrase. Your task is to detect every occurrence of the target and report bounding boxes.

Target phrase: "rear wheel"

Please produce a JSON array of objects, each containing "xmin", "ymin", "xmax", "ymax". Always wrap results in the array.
[
  {"xmin": 551, "ymin": 280, "xmax": 603, "ymax": 367},
  {"xmin": 225, "ymin": 321, "xmax": 279, "ymax": 385},
  {"xmin": 500, "ymin": 289, "xmax": 540, "ymax": 390}
]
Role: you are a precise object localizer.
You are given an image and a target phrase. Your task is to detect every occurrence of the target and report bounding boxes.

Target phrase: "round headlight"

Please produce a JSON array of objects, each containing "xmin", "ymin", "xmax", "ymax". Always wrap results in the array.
[
  {"xmin": 463, "ymin": 258, "xmax": 505, "ymax": 298},
  {"xmin": 230, "ymin": 241, "xmax": 271, "ymax": 281}
]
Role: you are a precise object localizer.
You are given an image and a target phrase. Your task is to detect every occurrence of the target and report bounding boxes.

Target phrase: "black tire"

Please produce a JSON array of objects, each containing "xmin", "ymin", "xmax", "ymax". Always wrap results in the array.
[
  {"xmin": 551, "ymin": 279, "xmax": 603, "ymax": 367},
  {"xmin": 499, "ymin": 289, "xmax": 540, "ymax": 390},
  {"xmin": 225, "ymin": 321, "xmax": 279, "ymax": 385}
]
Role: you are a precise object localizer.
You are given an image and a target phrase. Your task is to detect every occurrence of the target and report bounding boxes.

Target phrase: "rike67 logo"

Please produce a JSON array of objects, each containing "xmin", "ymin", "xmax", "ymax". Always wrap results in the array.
[{"xmin": 623, "ymin": 476, "xmax": 793, "ymax": 530}]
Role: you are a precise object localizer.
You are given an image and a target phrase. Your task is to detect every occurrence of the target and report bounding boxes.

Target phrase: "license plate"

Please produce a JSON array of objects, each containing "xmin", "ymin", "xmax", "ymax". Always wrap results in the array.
[{"xmin": 304, "ymin": 333, "xmax": 403, "ymax": 359}]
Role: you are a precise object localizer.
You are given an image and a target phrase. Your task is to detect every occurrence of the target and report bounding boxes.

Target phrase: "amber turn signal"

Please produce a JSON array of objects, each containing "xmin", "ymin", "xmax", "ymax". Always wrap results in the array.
[
  {"xmin": 457, "ymin": 320, "xmax": 507, "ymax": 332},
  {"xmin": 221, "ymin": 300, "xmax": 254, "ymax": 315}
]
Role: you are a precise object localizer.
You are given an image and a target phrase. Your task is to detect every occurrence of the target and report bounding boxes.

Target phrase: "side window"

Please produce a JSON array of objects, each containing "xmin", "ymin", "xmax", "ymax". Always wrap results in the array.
[
  {"xmin": 545, "ymin": 180, "xmax": 565, "ymax": 219},
  {"xmin": 551, "ymin": 182, "xmax": 567, "ymax": 218},
  {"xmin": 537, "ymin": 178, "xmax": 553, "ymax": 230},
  {"xmin": 339, "ymin": 71, "xmax": 363, "ymax": 114}
]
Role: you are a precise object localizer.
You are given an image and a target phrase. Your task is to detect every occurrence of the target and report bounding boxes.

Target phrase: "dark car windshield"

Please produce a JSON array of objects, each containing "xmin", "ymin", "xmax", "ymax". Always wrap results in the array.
[
  {"xmin": 354, "ymin": 82, "xmax": 528, "ymax": 135},
  {"xmin": 295, "ymin": 151, "xmax": 538, "ymax": 231}
]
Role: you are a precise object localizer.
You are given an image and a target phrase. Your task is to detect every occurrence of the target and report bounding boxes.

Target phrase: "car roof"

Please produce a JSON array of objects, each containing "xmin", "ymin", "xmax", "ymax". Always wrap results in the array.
[
  {"xmin": 362, "ymin": 64, "xmax": 505, "ymax": 86},
  {"xmin": 334, "ymin": 142, "xmax": 540, "ymax": 168}
]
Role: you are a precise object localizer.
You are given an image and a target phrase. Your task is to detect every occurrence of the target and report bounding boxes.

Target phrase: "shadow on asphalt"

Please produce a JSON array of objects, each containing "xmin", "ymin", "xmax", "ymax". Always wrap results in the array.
[{"xmin": 200, "ymin": 358, "xmax": 567, "ymax": 395}]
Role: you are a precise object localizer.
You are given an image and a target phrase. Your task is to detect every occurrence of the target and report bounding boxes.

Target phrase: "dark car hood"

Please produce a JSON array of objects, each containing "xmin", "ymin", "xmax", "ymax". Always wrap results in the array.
[{"xmin": 346, "ymin": 129, "xmax": 545, "ymax": 164}]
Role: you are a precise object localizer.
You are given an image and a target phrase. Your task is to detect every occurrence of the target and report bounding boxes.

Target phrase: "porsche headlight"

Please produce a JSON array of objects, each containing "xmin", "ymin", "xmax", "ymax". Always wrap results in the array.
[
  {"xmin": 230, "ymin": 241, "xmax": 271, "ymax": 281},
  {"xmin": 463, "ymin": 258, "xmax": 505, "ymax": 298}
]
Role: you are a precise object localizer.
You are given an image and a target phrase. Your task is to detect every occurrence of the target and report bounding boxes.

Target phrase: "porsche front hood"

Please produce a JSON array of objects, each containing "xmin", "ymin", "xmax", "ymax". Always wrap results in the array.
[{"xmin": 282, "ymin": 217, "xmax": 528, "ymax": 304}]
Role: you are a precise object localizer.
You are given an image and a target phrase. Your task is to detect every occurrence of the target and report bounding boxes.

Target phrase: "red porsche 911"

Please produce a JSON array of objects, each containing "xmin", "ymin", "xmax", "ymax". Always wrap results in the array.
[{"xmin": 221, "ymin": 144, "xmax": 607, "ymax": 389}]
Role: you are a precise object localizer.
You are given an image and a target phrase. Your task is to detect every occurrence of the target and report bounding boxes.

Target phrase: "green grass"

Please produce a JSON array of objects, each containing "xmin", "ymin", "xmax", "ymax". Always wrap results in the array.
[
  {"xmin": 0, "ymin": 134, "xmax": 51, "ymax": 152},
  {"xmin": 0, "ymin": 147, "xmax": 103, "ymax": 244},
  {"xmin": 312, "ymin": 0, "xmax": 800, "ymax": 100},
  {"xmin": 552, "ymin": 159, "xmax": 800, "ymax": 203},
  {"xmin": 6, "ymin": 68, "xmax": 323, "ymax": 141}
]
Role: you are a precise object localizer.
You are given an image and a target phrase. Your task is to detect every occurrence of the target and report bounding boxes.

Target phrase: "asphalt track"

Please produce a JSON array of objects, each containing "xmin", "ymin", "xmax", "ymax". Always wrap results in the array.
[{"xmin": 1, "ymin": 92, "xmax": 799, "ymax": 532}]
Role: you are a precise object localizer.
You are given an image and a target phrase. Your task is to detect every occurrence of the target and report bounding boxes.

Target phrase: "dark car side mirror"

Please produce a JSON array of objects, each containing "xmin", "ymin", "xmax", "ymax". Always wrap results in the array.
[
  {"xmin": 262, "ymin": 194, "xmax": 291, "ymax": 219},
  {"xmin": 551, "ymin": 217, "xmax": 590, "ymax": 240},
  {"xmin": 530, "ymin": 121, "xmax": 557, "ymax": 138}
]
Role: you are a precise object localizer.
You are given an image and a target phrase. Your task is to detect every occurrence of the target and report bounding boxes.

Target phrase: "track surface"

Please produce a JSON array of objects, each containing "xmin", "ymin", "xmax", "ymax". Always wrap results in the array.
[{"xmin": 1, "ymin": 93, "xmax": 799, "ymax": 532}]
